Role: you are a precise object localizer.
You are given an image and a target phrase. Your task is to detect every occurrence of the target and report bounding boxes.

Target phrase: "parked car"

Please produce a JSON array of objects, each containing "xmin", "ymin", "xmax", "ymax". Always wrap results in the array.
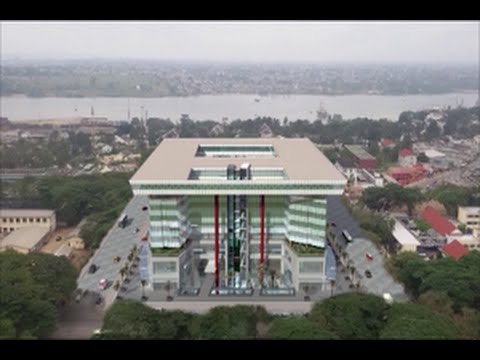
[
  {"xmin": 142, "ymin": 206, "xmax": 148, "ymax": 211},
  {"xmin": 89, "ymin": 264, "xmax": 98, "ymax": 274},
  {"xmin": 365, "ymin": 270, "xmax": 372, "ymax": 278},
  {"xmin": 98, "ymin": 278, "xmax": 107, "ymax": 290}
]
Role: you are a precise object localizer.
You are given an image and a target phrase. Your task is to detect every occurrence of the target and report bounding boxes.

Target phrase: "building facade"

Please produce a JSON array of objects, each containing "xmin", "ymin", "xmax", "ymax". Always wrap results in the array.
[
  {"xmin": 0, "ymin": 209, "xmax": 56, "ymax": 234},
  {"xmin": 398, "ymin": 148, "xmax": 417, "ymax": 167},
  {"xmin": 130, "ymin": 138, "xmax": 346, "ymax": 295},
  {"xmin": 457, "ymin": 206, "xmax": 480, "ymax": 232},
  {"xmin": 343, "ymin": 145, "xmax": 377, "ymax": 169}
]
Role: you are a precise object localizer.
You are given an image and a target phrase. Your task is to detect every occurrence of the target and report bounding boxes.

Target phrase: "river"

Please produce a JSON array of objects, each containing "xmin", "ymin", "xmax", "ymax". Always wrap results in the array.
[{"xmin": 1, "ymin": 93, "xmax": 478, "ymax": 122}]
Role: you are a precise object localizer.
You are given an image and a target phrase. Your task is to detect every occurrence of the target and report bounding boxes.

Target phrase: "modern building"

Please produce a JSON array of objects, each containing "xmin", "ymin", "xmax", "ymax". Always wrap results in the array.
[
  {"xmin": 398, "ymin": 148, "xmax": 416, "ymax": 167},
  {"xmin": 457, "ymin": 206, "xmax": 480, "ymax": 232},
  {"xmin": 387, "ymin": 164, "xmax": 427, "ymax": 186},
  {"xmin": 0, "ymin": 227, "xmax": 50, "ymax": 254},
  {"xmin": 130, "ymin": 138, "xmax": 347, "ymax": 295},
  {"xmin": 343, "ymin": 145, "xmax": 377, "ymax": 169},
  {"xmin": 0, "ymin": 209, "xmax": 56, "ymax": 234}
]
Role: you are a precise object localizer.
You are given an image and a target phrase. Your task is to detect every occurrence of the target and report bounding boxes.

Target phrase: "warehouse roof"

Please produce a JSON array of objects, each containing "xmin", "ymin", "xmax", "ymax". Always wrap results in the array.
[{"xmin": 0, "ymin": 227, "xmax": 49, "ymax": 251}]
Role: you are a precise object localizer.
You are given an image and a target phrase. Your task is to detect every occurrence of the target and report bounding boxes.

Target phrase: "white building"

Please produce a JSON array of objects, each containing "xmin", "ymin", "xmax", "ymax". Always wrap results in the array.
[{"xmin": 392, "ymin": 220, "xmax": 420, "ymax": 253}]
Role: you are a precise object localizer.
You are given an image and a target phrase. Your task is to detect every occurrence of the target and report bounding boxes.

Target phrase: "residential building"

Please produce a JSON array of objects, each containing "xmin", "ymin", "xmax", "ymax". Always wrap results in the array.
[
  {"xmin": 343, "ymin": 145, "xmax": 377, "ymax": 169},
  {"xmin": 130, "ymin": 138, "xmax": 347, "ymax": 295},
  {"xmin": 457, "ymin": 206, "xmax": 480, "ymax": 232},
  {"xmin": 387, "ymin": 164, "xmax": 427, "ymax": 186},
  {"xmin": 0, "ymin": 209, "xmax": 56, "ymax": 234},
  {"xmin": 392, "ymin": 220, "xmax": 420, "ymax": 253},
  {"xmin": 0, "ymin": 227, "xmax": 50, "ymax": 254},
  {"xmin": 440, "ymin": 240, "xmax": 469, "ymax": 260},
  {"xmin": 398, "ymin": 148, "xmax": 416, "ymax": 167},
  {"xmin": 425, "ymin": 149, "xmax": 449, "ymax": 170},
  {"xmin": 420, "ymin": 207, "xmax": 455, "ymax": 237}
]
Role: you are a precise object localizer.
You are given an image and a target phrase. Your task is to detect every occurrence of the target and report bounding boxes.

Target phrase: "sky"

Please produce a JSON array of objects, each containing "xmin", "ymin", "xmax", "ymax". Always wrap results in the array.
[{"xmin": 1, "ymin": 21, "xmax": 479, "ymax": 64}]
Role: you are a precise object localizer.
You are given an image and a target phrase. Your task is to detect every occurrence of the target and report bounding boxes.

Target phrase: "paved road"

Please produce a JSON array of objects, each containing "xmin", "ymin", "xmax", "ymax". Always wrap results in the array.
[
  {"xmin": 326, "ymin": 196, "xmax": 407, "ymax": 302},
  {"xmin": 77, "ymin": 195, "xmax": 149, "ymax": 298},
  {"xmin": 50, "ymin": 292, "xmax": 104, "ymax": 339}
]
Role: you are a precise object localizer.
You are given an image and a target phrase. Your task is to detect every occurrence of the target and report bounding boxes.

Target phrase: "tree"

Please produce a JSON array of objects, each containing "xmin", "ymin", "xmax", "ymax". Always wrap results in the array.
[
  {"xmin": 310, "ymin": 293, "xmax": 389, "ymax": 339},
  {"xmin": 380, "ymin": 303, "xmax": 458, "ymax": 339},
  {"xmin": 0, "ymin": 250, "xmax": 76, "ymax": 339},
  {"xmin": 197, "ymin": 305, "xmax": 261, "ymax": 340},
  {"xmin": 266, "ymin": 316, "xmax": 338, "ymax": 340},
  {"xmin": 415, "ymin": 218, "xmax": 431, "ymax": 232}
]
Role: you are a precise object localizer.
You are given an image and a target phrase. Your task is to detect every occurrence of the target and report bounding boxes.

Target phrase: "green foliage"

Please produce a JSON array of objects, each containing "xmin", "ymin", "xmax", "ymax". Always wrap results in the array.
[
  {"xmin": 197, "ymin": 305, "xmax": 259, "ymax": 340},
  {"xmin": 321, "ymin": 147, "xmax": 338, "ymax": 163},
  {"xmin": 7, "ymin": 173, "xmax": 132, "ymax": 249},
  {"xmin": 380, "ymin": 303, "xmax": 458, "ymax": 339},
  {"xmin": 0, "ymin": 250, "xmax": 77, "ymax": 339},
  {"xmin": 427, "ymin": 184, "xmax": 480, "ymax": 217},
  {"xmin": 361, "ymin": 184, "xmax": 423, "ymax": 214},
  {"xmin": 103, "ymin": 300, "xmax": 198, "ymax": 340},
  {"xmin": 266, "ymin": 316, "xmax": 338, "ymax": 340},
  {"xmin": 415, "ymin": 218, "xmax": 431, "ymax": 232},
  {"xmin": 390, "ymin": 251, "xmax": 480, "ymax": 310},
  {"xmin": 310, "ymin": 293, "xmax": 389, "ymax": 339},
  {"xmin": 348, "ymin": 206, "xmax": 394, "ymax": 246}
]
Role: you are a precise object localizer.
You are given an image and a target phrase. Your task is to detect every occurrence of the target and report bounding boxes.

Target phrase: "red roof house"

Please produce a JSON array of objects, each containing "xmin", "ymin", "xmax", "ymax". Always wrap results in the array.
[
  {"xmin": 399, "ymin": 148, "xmax": 413, "ymax": 157},
  {"xmin": 420, "ymin": 206, "xmax": 456, "ymax": 236},
  {"xmin": 380, "ymin": 138, "xmax": 394, "ymax": 147},
  {"xmin": 441, "ymin": 240, "xmax": 469, "ymax": 260}
]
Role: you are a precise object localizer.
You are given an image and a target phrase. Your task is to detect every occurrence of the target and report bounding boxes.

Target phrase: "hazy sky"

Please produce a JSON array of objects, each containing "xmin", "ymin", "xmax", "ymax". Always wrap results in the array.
[{"xmin": 1, "ymin": 21, "xmax": 479, "ymax": 64}]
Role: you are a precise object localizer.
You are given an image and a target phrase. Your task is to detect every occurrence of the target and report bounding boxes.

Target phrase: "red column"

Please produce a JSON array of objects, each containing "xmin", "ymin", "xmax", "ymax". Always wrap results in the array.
[
  {"xmin": 260, "ymin": 195, "xmax": 265, "ymax": 277},
  {"xmin": 214, "ymin": 195, "xmax": 219, "ymax": 291}
]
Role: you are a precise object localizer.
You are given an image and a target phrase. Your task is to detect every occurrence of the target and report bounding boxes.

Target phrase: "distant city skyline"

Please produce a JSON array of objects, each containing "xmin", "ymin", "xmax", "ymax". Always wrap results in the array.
[{"xmin": 1, "ymin": 21, "xmax": 479, "ymax": 64}]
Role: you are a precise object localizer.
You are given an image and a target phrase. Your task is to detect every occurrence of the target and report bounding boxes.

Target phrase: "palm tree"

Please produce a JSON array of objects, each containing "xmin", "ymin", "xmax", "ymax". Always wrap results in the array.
[
  {"xmin": 141, "ymin": 279, "xmax": 147, "ymax": 301},
  {"xmin": 269, "ymin": 269, "xmax": 277, "ymax": 288},
  {"xmin": 303, "ymin": 284, "xmax": 311, "ymax": 301},
  {"xmin": 165, "ymin": 280, "xmax": 173, "ymax": 301},
  {"xmin": 329, "ymin": 279, "xmax": 336, "ymax": 297}
]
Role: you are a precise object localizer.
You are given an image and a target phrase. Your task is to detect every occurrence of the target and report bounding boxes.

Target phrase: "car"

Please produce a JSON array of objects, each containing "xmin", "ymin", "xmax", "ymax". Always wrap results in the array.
[
  {"xmin": 88, "ymin": 264, "xmax": 97, "ymax": 273},
  {"xmin": 98, "ymin": 279, "xmax": 107, "ymax": 290},
  {"xmin": 365, "ymin": 252, "xmax": 373, "ymax": 261},
  {"xmin": 56, "ymin": 236, "xmax": 62, "ymax": 242},
  {"xmin": 142, "ymin": 206, "xmax": 148, "ymax": 211},
  {"xmin": 95, "ymin": 296, "xmax": 103, "ymax": 305},
  {"xmin": 365, "ymin": 270, "xmax": 372, "ymax": 278},
  {"xmin": 330, "ymin": 222, "xmax": 337, "ymax": 227}
]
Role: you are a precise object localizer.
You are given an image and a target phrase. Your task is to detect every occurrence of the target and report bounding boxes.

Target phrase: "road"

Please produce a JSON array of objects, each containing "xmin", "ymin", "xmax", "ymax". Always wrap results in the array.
[{"xmin": 326, "ymin": 196, "xmax": 407, "ymax": 302}]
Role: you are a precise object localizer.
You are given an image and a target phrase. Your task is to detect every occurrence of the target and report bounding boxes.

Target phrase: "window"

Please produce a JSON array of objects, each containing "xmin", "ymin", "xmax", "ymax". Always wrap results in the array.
[
  {"xmin": 22, "ymin": 218, "xmax": 27, "ymax": 223},
  {"xmin": 9, "ymin": 218, "xmax": 14, "ymax": 223},
  {"xmin": 298, "ymin": 261, "xmax": 323, "ymax": 273},
  {"xmin": 43, "ymin": 218, "xmax": 47, "ymax": 223},
  {"xmin": 153, "ymin": 261, "xmax": 177, "ymax": 274},
  {"xmin": 29, "ymin": 218, "xmax": 34, "ymax": 222},
  {"xmin": 2, "ymin": 218, "xmax": 6, "ymax": 223},
  {"xmin": 16, "ymin": 218, "xmax": 20, "ymax": 223},
  {"xmin": 36, "ymin": 218, "xmax": 41, "ymax": 222}
]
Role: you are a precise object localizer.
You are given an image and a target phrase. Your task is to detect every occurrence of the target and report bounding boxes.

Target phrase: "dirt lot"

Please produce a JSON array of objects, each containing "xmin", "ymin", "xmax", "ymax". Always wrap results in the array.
[
  {"xmin": 40, "ymin": 226, "xmax": 91, "ymax": 270},
  {"xmin": 40, "ymin": 227, "xmax": 75, "ymax": 254}
]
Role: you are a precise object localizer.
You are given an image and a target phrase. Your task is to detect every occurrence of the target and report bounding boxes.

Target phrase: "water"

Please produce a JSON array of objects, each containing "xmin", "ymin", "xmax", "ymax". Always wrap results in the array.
[{"xmin": 1, "ymin": 93, "xmax": 478, "ymax": 122}]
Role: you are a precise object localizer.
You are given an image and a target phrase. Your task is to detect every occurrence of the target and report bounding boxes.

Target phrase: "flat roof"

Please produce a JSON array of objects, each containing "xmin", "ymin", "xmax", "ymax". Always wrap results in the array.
[
  {"xmin": 458, "ymin": 206, "xmax": 480, "ymax": 213},
  {"xmin": 344, "ymin": 145, "xmax": 376, "ymax": 161},
  {"xmin": 392, "ymin": 220, "xmax": 421, "ymax": 246},
  {"xmin": 0, "ymin": 209, "xmax": 55, "ymax": 218},
  {"xmin": 0, "ymin": 227, "xmax": 49, "ymax": 250},
  {"xmin": 425, "ymin": 149, "xmax": 446, "ymax": 158},
  {"xmin": 131, "ymin": 138, "xmax": 345, "ymax": 182}
]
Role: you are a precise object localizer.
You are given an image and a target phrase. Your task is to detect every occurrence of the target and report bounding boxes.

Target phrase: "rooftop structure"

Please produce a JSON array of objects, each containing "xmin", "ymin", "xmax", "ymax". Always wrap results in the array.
[
  {"xmin": 399, "ymin": 148, "xmax": 413, "ymax": 157},
  {"xmin": 387, "ymin": 164, "xmax": 426, "ymax": 186},
  {"xmin": 420, "ymin": 207, "xmax": 456, "ymax": 237},
  {"xmin": 343, "ymin": 145, "xmax": 377, "ymax": 169},
  {"xmin": 440, "ymin": 240, "xmax": 469, "ymax": 260},
  {"xmin": 0, "ymin": 227, "xmax": 50, "ymax": 254},
  {"xmin": 130, "ymin": 138, "xmax": 347, "ymax": 296},
  {"xmin": 392, "ymin": 220, "xmax": 421, "ymax": 252}
]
